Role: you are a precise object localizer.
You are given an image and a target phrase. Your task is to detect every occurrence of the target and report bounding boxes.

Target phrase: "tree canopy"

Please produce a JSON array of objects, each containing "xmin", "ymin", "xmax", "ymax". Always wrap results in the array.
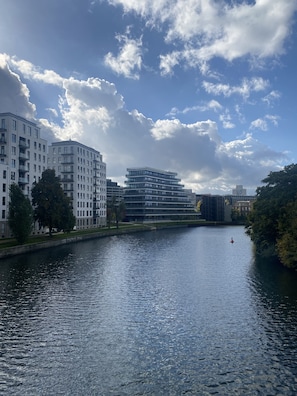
[
  {"xmin": 31, "ymin": 169, "xmax": 75, "ymax": 236},
  {"xmin": 8, "ymin": 184, "xmax": 33, "ymax": 244},
  {"xmin": 246, "ymin": 163, "xmax": 297, "ymax": 269}
]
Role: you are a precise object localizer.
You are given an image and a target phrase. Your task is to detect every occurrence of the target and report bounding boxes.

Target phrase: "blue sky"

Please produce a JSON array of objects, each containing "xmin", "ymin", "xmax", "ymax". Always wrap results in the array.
[{"xmin": 0, "ymin": 0, "xmax": 296, "ymax": 194}]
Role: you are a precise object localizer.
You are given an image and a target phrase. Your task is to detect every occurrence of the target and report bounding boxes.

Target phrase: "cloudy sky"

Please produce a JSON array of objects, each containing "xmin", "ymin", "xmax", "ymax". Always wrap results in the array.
[{"xmin": 0, "ymin": 0, "xmax": 296, "ymax": 194}]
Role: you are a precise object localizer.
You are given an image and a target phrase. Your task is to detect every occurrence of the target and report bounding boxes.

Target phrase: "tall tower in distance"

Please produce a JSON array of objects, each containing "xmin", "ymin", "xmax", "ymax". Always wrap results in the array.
[{"xmin": 232, "ymin": 185, "xmax": 246, "ymax": 196}]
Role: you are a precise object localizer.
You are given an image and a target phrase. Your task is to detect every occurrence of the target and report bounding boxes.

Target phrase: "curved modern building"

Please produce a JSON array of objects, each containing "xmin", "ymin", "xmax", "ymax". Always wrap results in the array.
[{"xmin": 124, "ymin": 167, "xmax": 198, "ymax": 222}]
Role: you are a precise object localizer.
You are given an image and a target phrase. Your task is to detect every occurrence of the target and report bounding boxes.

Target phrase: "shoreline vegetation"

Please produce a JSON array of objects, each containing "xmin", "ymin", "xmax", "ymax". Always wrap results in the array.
[{"xmin": 0, "ymin": 221, "xmax": 242, "ymax": 259}]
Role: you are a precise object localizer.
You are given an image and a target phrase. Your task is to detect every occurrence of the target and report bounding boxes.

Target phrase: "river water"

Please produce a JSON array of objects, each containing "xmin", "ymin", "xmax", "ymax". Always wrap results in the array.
[{"xmin": 0, "ymin": 226, "xmax": 297, "ymax": 395}]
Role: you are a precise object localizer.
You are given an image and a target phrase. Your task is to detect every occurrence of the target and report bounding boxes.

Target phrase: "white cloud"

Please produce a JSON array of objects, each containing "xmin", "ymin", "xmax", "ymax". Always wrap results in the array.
[
  {"xmin": 107, "ymin": 0, "xmax": 297, "ymax": 75},
  {"xmin": 0, "ymin": 54, "xmax": 36, "ymax": 119},
  {"xmin": 250, "ymin": 114, "xmax": 280, "ymax": 131},
  {"xmin": 167, "ymin": 100, "xmax": 222, "ymax": 117},
  {"xmin": 219, "ymin": 111, "xmax": 235, "ymax": 129},
  {"xmin": 202, "ymin": 77, "xmax": 269, "ymax": 99},
  {"xmin": 262, "ymin": 90, "xmax": 281, "ymax": 107},
  {"xmin": 0, "ymin": 55, "xmax": 289, "ymax": 194},
  {"xmin": 250, "ymin": 118, "xmax": 268, "ymax": 131},
  {"xmin": 104, "ymin": 33, "xmax": 143, "ymax": 79},
  {"xmin": 9, "ymin": 57, "xmax": 64, "ymax": 86}
]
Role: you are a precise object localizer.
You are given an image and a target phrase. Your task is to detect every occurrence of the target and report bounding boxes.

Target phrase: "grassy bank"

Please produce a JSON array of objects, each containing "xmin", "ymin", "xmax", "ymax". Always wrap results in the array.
[{"xmin": 0, "ymin": 220, "xmax": 240, "ymax": 258}]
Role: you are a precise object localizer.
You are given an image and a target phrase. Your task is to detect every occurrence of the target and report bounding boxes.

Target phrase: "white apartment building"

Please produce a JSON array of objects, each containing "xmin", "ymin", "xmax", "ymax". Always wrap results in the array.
[
  {"xmin": 48, "ymin": 141, "xmax": 106, "ymax": 229},
  {"xmin": 0, "ymin": 112, "xmax": 47, "ymax": 237}
]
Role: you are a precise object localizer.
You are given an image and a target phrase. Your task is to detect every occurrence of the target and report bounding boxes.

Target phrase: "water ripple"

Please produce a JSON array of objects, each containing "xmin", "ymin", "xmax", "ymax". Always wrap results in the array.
[{"xmin": 0, "ymin": 227, "xmax": 297, "ymax": 395}]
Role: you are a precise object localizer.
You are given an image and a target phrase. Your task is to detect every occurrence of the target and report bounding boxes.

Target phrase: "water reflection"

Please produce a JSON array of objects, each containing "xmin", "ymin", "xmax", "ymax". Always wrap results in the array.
[
  {"xmin": 248, "ymin": 254, "xmax": 297, "ymax": 387},
  {"xmin": 0, "ymin": 228, "xmax": 297, "ymax": 394}
]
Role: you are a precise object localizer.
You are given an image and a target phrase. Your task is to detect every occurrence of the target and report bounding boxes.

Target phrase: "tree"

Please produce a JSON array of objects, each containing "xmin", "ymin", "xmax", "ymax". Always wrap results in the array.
[
  {"xmin": 31, "ymin": 169, "xmax": 75, "ymax": 236},
  {"xmin": 246, "ymin": 163, "xmax": 297, "ymax": 268},
  {"xmin": 8, "ymin": 184, "xmax": 33, "ymax": 244},
  {"xmin": 276, "ymin": 200, "xmax": 297, "ymax": 269},
  {"xmin": 106, "ymin": 196, "xmax": 126, "ymax": 229}
]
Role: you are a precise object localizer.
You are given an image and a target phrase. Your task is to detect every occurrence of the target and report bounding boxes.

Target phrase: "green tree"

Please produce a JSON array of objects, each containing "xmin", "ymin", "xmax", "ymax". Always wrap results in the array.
[
  {"xmin": 106, "ymin": 196, "xmax": 126, "ymax": 229},
  {"xmin": 8, "ymin": 184, "xmax": 33, "ymax": 244},
  {"xmin": 31, "ymin": 169, "xmax": 75, "ymax": 236},
  {"xmin": 246, "ymin": 163, "xmax": 297, "ymax": 267},
  {"xmin": 276, "ymin": 200, "xmax": 297, "ymax": 269}
]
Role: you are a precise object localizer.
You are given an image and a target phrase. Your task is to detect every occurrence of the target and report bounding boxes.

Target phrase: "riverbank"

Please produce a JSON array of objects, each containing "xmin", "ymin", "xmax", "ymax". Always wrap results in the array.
[{"xmin": 0, "ymin": 221, "xmax": 241, "ymax": 259}]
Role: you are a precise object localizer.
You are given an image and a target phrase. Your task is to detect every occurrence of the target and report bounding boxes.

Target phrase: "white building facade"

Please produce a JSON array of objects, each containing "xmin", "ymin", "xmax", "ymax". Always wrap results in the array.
[
  {"xmin": 0, "ymin": 113, "xmax": 47, "ymax": 237},
  {"xmin": 48, "ymin": 141, "xmax": 106, "ymax": 229}
]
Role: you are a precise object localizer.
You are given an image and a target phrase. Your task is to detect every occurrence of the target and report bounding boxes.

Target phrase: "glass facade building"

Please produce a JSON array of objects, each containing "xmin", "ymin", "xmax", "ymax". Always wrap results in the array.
[{"xmin": 124, "ymin": 167, "xmax": 198, "ymax": 222}]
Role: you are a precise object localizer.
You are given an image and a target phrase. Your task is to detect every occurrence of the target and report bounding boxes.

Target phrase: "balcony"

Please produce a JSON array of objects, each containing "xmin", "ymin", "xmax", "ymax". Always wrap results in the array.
[
  {"xmin": 19, "ymin": 152, "xmax": 28, "ymax": 161},
  {"xmin": 18, "ymin": 177, "xmax": 28, "ymax": 185},
  {"xmin": 19, "ymin": 165, "xmax": 28, "ymax": 172},
  {"xmin": 61, "ymin": 159, "xmax": 74, "ymax": 164},
  {"xmin": 19, "ymin": 139, "xmax": 29, "ymax": 148},
  {"xmin": 61, "ymin": 177, "xmax": 74, "ymax": 182}
]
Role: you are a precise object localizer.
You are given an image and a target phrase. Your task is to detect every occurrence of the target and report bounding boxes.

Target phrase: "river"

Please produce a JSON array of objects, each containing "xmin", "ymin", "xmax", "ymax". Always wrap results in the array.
[{"xmin": 0, "ymin": 226, "xmax": 297, "ymax": 395}]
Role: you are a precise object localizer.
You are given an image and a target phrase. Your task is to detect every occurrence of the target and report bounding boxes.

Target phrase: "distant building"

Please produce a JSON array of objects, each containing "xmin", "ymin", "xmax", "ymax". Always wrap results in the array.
[
  {"xmin": 232, "ymin": 185, "xmax": 246, "ymax": 196},
  {"xmin": 184, "ymin": 189, "xmax": 197, "ymax": 208},
  {"xmin": 0, "ymin": 113, "xmax": 47, "ymax": 237},
  {"xmin": 198, "ymin": 195, "xmax": 226, "ymax": 222},
  {"xmin": 48, "ymin": 140, "xmax": 106, "ymax": 229},
  {"xmin": 106, "ymin": 178, "xmax": 124, "ymax": 204},
  {"xmin": 124, "ymin": 167, "xmax": 198, "ymax": 222},
  {"xmin": 233, "ymin": 200, "xmax": 254, "ymax": 218}
]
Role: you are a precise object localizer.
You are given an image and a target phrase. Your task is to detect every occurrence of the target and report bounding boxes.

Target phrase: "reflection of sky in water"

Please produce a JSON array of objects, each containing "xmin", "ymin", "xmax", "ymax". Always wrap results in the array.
[{"xmin": 0, "ymin": 227, "xmax": 297, "ymax": 395}]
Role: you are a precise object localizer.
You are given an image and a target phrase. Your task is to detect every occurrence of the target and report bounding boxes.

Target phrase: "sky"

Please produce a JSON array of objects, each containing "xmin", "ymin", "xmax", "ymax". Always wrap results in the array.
[{"xmin": 0, "ymin": 0, "xmax": 296, "ymax": 195}]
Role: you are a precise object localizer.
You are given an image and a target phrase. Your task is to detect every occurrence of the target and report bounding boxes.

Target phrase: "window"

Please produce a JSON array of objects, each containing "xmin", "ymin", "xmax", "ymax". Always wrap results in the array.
[
  {"xmin": 2, "ymin": 184, "xmax": 6, "ymax": 192},
  {"xmin": 12, "ymin": 120, "xmax": 17, "ymax": 130},
  {"xmin": 11, "ymin": 172, "xmax": 15, "ymax": 180},
  {"xmin": 2, "ymin": 210, "xmax": 5, "ymax": 219},
  {"xmin": 12, "ymin": 134, "xmax": 16, "ymax": 143},
  {"xmin": 3, "ymin": 170, "xmax": 6, "ymax": 179},
  {"xmin": 1, "ymin": 119, "xmax": 5, "ymax": 129},
  {"xmin": 11, "ymin": 159, "xmax": 16, "ymax": 168},
  {"xmin": 11, "ymin": 146, "xmax": 16, "ymax": 155},
  {"xmin": 2, "ymin": 197, "xmax": 5, "ymax": 205}
]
